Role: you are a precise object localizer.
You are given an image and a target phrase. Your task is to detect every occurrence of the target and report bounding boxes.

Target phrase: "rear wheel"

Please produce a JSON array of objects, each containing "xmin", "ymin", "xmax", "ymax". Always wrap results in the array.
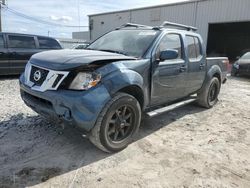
[
  {"xmin": 197, "ymin": 77, "xmax": 220, "ymax": 108},
  {"xmin": 89, "ymin": 92, "xmax": 141, "ymax": 153}
]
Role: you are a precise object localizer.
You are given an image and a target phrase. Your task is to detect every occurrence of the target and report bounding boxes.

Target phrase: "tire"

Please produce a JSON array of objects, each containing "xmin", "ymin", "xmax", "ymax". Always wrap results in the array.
[
  {"xmin": 89, "ymin": 92, "xmax": 141, "ymax": 153},
  {"xmin": 197, "ymin": 77, "xmax": 221, "ymax": 108}
]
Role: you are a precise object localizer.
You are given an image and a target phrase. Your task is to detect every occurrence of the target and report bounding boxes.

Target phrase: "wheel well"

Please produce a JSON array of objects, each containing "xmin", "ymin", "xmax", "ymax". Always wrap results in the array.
[
  {"xmin": 118, "ymin": 85, "xmax": 144, "ymax": 109},
  {"xmin": 213, "ymin": 72, "xmax": 221, "ymax": 84}
]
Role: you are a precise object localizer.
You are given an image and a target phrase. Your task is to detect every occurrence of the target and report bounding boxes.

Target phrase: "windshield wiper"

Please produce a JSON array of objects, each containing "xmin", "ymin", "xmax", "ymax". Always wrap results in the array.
[{"xmin": 97, "ymin": 49, "xmax": 128, "ymax": 56}]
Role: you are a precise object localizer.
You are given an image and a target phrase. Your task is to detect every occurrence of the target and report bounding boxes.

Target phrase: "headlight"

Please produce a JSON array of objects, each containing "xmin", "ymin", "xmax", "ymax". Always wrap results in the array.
[
  {"xmin": 24, "ymin": 61, "xmax": 32, "ymax": 84},
  {"xmin": 69, "ymin": 72, "xmax": 101, "ymax": 90}
]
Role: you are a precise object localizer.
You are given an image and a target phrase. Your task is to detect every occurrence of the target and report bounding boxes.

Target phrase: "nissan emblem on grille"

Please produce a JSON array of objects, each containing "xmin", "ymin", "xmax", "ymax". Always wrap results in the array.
[
  {"xmin": 34, "ymin": 70, "xmax": 42, "ymax": 81},
  {"xmin": 26, "ymin": 64, "xmax": 69, "ymax": 92}
]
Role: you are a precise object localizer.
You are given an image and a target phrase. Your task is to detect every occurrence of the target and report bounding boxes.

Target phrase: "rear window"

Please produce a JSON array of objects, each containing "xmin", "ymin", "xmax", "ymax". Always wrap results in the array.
[
  {"xmin": 38, "ymin": 37, "xmax": 61, "ymax": 49},
  {"xmin": 0, "ymin": 35, "xmax": 4, "ymax": 48},
  {"xmin": 187, "ymin": 36, "xmax": 202, "ymax": 60},
  {"xmin": 8, "ymin": 35, "xmax": 36, "ymax": 48},
  {"xmin": 194, "ymin": 37, "xmax": 201, "ymax": 57}
]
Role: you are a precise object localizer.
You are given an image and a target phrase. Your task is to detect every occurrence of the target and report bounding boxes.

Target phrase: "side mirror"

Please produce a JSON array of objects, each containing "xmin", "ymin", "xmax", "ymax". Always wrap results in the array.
[{"xmin": 159, "ymin": 49, "xmax": 179, "ymax": 61}]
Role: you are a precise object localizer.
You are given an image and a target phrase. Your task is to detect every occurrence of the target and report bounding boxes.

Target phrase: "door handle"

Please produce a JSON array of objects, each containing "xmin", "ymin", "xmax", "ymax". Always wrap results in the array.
[
  {"xmin": 200, "ymin": 64, "xmax": 205, "ymax": 69},
  {"xmin": 179, "ymin": 66, "xmax": 187, "ymax": 72}
]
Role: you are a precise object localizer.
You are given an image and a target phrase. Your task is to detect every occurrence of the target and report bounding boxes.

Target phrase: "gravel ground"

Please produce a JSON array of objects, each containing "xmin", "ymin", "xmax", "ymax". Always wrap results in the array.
[{"xmin": 0, "ymin": 76, "xmax": 250, "ymax": 188}]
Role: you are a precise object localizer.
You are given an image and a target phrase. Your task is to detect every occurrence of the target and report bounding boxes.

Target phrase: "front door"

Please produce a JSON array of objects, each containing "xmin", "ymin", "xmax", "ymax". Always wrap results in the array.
[{"xmin": 151, "ymin": 33, "xmax": 189, "ymax": 106}]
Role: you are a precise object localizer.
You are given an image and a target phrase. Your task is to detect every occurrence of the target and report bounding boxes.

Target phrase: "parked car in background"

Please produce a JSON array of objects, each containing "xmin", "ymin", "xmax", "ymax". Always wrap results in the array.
[
  {"xmin": 0, "ymin": 32, "xmax": 62, "ymax": 75},
  {"xmin": 231, "ymin": 52, "xmax": 250, "ymax": 76},
  {"xmin": 73, "ymin": 43, "xmax": 89, "ymax": 49}
]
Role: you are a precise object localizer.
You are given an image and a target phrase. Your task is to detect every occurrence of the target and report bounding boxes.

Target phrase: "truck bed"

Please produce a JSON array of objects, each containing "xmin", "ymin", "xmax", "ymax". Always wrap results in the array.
[{"xmin": 206, "ymin": 57, "xmax": 229, "ymax": 83}]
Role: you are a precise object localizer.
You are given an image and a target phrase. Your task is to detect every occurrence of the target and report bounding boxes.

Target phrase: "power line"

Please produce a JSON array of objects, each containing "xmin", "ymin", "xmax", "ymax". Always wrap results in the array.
[
  {"xmin": 0, "ymin": 0, "xmax": 7, "ymax": 31},
  {"xmin": 2, "ymin": 5, "xmax": 88, "ymax": 28},
  {"xmin": 77, "ymin": 0, "xmax": 80, "ymax": 31}
]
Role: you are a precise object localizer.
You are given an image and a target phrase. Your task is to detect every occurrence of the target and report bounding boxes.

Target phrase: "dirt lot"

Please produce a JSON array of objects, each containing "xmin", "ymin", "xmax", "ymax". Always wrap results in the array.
[{"xmin": 0, "ymin": 76, "xmax": 250, "ymax": 188}]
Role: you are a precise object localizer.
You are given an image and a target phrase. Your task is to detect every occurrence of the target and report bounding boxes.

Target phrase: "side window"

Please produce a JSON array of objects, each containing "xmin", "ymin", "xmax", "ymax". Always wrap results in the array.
[
  {"xmin": 187, "ymin": 36, "xmax": 196, "ymax": 59},
  {"xmin": 158, "ymin": 34, "xmax": 182, "ymax": 59},
  {"xmin": 8, "ymin": 35, "xmax": 36, "ymax": 48},
  {"xmin": 187, "ymin": 36, "xmax": 202, "ymax": 60},
  {"xmin": 194, "ymin": 37, "xmax": 202, "ymax": 57},
  {"xmin": 0, "ymin": 35, "xmax": 4, "ymax": 48},
  {"xmin": 38, "ymin": 37, "xmax": 61, "ymax": 49}
]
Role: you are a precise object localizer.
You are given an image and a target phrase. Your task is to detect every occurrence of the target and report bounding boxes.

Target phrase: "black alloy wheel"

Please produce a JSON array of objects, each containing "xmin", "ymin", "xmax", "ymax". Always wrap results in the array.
[
  {"xmin": 207, "ymin": 77, "xmax": 220, "ymax": 107},
  {"xmin": 197, "ymin": 77, "xmax": 221, "ymax": 108},
  {"xmin": 208, "ymin": 82, "xmax": 218, "ymax": 103},
  {"xmin": 106, "ymin": 105, "xmax": 135, "ymax": 142},
  {"xmin": 89, "ymin": 92, "xmax": 141, "ymax": 153}
]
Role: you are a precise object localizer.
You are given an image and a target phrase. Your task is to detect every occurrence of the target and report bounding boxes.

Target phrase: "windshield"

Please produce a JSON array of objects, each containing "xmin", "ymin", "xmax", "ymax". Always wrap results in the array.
[
  {"xmin": 241, "ymin": 52, "xmax": 250, "ymax": 60},
  {"xmin": 88, "ymin": 29, "xmax": 159, "ymax": 58}
]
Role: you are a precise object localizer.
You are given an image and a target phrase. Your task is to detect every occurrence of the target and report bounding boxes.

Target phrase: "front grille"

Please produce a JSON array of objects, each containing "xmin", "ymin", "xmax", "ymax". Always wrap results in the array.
[
  {"xmin": 30, "ymin": 66, "xmax": 49, "ymax": 86},
  {"xmin": 52, "ymin": 74, "xmax": 64, "ymax": 88},
  {"xmin": 25, "ymin": 63, "xmax": 69, "ymax": 92}
]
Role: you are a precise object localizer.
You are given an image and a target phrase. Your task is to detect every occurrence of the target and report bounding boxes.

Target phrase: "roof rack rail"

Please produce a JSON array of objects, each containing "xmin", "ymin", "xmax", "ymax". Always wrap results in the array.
[
  {"xmin": 161, "ymin": 21, "xmax": 197, "ymax": 31},
  {"xmin": 117, "ymin": 23, "xmax": 153, "ymax": 29}
]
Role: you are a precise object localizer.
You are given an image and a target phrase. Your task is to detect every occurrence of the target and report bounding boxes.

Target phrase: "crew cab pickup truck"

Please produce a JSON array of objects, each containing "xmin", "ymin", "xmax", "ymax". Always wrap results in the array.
[{"xmin": 19, "ymin": 22, "xmax": 228, "ymax": 152}]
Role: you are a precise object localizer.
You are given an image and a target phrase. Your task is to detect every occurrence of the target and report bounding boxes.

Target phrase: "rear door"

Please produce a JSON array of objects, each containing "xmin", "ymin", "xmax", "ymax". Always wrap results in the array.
[
  {"xmin": 0, "ymin": 34, "xmax": 10, "ymax": 75},
  {"xmin": 7, "ymin": 34, "xmax": 38, "ymax": 74},
  {"xmin": 151, "ymin": 33, "xmax": 189, "ymax": 105},
  {"xmin": 185, "ymin": 35, "xmax": 206, "ymax": 94}
]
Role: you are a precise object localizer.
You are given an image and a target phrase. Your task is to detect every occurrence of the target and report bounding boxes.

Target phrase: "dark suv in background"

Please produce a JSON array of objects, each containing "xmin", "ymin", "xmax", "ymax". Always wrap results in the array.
[
  {"xmin": 231, "ymin": 52, "xmax": 250, "ymax": 77},
  {"xmin": 0, "ymin": 33, "xmax": 62, "ymax": 75}
]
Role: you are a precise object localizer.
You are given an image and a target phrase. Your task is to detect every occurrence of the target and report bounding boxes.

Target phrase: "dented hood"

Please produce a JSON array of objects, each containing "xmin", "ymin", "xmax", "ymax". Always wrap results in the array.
[{"xmin": 30, "ymin": 49, "xmax": 135, "ymax": 70}]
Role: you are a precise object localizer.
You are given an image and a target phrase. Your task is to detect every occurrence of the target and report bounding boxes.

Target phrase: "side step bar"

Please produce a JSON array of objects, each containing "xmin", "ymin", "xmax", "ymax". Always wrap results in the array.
[{"xmin": 146, "ymin": 98, "xmax": 197, "ymax": 117}]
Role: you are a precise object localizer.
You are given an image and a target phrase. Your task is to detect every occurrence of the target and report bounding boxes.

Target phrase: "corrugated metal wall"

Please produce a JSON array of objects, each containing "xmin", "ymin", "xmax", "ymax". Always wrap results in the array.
[
  {"xmin": 89, "ymin": 11, "xmax": 131, "ymax": 41},
  {"xmin": 196, "ymin": 0, "xmax": 250, "ymax": 46},
  {"xmin": 89, "ymin": 0, "xmax": 250, "ymax": 47},
  {"xmin": 72, "ymin": 31, "xmax": 89, "ymax": 41}
]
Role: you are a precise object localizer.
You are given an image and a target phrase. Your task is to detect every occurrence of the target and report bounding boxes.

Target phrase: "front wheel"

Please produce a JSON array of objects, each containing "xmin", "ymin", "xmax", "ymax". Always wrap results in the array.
[
  {"xmin": 89, "ymin": 92, "xmax": 141, "ymax": 153},
  {"xmin": 197, "ymin": 77, "xmax": 221, "ymax": 108}
]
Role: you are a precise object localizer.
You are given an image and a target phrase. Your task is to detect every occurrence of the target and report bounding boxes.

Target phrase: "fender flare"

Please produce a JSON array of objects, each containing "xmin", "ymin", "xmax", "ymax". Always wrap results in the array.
[
  {"xmin": 102, "ymin": 69, "xmax": 144, "ymax": 96},
  {"xmin": 199, "ymin": 65, "xmax": 222, "ymax": 93}
]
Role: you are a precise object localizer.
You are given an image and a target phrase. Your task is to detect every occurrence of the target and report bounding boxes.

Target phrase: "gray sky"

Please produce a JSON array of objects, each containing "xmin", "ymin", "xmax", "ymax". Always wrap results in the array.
[{"xmin": 2, "ymin": 0, "xmax": 188, "ymax": 38}]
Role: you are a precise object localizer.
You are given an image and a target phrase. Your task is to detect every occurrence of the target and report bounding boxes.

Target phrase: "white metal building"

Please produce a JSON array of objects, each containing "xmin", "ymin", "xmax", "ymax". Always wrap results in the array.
[
  {"xmin": 88, "ymin": 0, "xmax": 250, "ymax": 60},
  {"xmin": 72, "ymin": 31, "xmax": 90, "ymax": 41}
]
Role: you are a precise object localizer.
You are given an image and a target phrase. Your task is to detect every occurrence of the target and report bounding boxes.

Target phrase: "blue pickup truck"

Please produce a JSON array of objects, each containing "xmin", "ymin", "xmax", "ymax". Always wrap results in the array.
[{"xmin": 19, "ymin": 22, "xmax": 228, "ymax": 152}]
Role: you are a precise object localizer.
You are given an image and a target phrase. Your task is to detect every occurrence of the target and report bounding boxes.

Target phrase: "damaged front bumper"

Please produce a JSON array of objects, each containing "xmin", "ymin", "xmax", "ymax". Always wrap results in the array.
[{"xmin": 19, "ymin": 74, "xmax": 111, "ymax": 132}]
